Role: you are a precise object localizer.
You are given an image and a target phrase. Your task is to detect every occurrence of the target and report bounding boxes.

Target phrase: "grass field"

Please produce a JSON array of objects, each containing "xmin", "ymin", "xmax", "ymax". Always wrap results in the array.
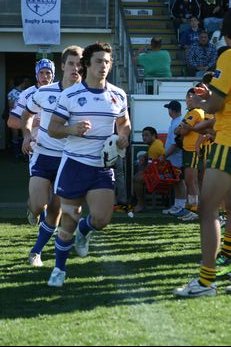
[{"xmin": 1, "ymin": 212, "xmax": 231, "ymax": 346}]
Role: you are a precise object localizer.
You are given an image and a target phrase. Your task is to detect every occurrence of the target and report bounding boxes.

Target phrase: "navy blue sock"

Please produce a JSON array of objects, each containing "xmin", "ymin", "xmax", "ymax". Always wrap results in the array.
[
  {"xmin": 31, "ymin": 221, "xmax": 56, "ymax": 254},
  {"xmin": 55, "ymin": 236, "xmax": 73, "ymax": 271},
  {"xmin": 79, "ymin": 215, "xmax": 96, "ymax": 236}
]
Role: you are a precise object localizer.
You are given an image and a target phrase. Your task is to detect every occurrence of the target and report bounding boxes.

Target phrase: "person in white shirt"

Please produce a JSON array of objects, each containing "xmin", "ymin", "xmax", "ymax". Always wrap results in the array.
[
  {"xmin": 47, "ymin": 42, "xmax": 131, "ymax": 287},
  {"xmin": 21, "ymin": 46, "xmax": 83, "ymax": 268}
]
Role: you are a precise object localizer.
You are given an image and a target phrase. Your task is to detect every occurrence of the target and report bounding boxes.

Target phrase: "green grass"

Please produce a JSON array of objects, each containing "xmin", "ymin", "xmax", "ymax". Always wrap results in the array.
[{"xmin": 0, "ymin": 213, "xmax": 231, "ymax": 346}]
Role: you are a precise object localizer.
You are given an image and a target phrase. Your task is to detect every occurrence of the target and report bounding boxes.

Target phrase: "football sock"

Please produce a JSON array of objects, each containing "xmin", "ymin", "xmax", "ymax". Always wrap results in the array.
[
  {"xmin": 79, "ymin": 215, "xmax": 96, "ymax": 236},
  {"xmin": 220, "ymin": 232, "xmax": 231, "ymax": 258},
  {"xmin": 31, "ymin": 221, "xmax": 57, "ymax": 254},
  {"xmin": 55, "ymin": 236, "xmax": 73, "ymax": 271},
  {"xmin": 199, "ymin": 265, "xmax": 216, "ymax": 287}
]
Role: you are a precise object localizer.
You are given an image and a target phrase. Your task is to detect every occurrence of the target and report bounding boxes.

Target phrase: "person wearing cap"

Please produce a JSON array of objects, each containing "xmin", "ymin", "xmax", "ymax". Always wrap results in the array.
[
  {"xmin": 174, "ymin": 9, "xmax": 231, "ymax": 297},
  {"xmin": 20, "ymin": 46, "xmax": 83, "ymax": 268},
  {"xmin": 136, "ymin": 36, "xmax": 172, "ymax": 93},
  {"xmin": 162, "ymin": 100, "xmax": 187, "ymax": 216}
]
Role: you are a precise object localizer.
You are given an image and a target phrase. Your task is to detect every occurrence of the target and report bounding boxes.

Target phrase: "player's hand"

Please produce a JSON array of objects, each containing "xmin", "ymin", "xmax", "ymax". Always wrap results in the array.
[
  {"xmin": 116, "ymin": 135, "xmax": 129, "ymax": 149},
  {"xmin": 69, "ymin": 121, "xmax": 91, "ymax": 137},
  {"xmin": 22, "ymin": 135, "xmax": 34, "ymax": 155}
]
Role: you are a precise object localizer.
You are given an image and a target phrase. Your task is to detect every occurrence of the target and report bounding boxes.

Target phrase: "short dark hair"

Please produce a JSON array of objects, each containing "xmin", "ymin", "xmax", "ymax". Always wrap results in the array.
[
  {"xmin": 151, "ymin": 37, "xmax": 162, "ymax": 48},
  {"xmin": 186, "ymin": 87, "xmax": 196, "ymax": 96},
  {"xmin": 142, "ymin": 126, "xmax": 158, "ymax": 137}
]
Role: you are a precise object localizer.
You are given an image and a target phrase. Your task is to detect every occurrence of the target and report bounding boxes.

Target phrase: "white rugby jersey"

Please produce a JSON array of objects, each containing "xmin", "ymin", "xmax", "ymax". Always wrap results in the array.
[
  {"xmin": 10, "ymin": 85, "xmax": 40, "ymax": 140},
  {"xmin": 8, "ymin": 87, "xmax": 22, "ymax": 109},
  {"xmin": 26, "ymin": 81, "xmax": 66, "ymax": 157},
  {"xmin": 54, "ymin": 81, "xmax": 128, "ymax": 167}
]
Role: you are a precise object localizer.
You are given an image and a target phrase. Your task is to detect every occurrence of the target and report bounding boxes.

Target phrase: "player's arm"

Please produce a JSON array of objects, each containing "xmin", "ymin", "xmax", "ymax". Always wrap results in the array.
[
  {"xmin": 189, "ymin": 118, "xmax": 215, "ymax": 134},
  {"xmin": 188, "ymin": 87, "xmax": 225, "ymax": 114},
  {"xmin": 21, "ymin": 109, "xmax": 36, "ymax": 155},
  {"xmin": 115, "ymin": 110, "xmax": 131, "ymax": 149},
  {"xmin": 48, "ymin": 113, "xmax": 91, "ymax": 139},
  {"xmin": 7, "ymin": 114, "xmax": 21, "ymax": 129}
]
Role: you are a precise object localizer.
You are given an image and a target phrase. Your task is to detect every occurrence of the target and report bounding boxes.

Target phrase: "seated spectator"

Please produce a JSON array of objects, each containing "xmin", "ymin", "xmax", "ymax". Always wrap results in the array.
[
  {"xmin": 210, "ymin": 21, "xmax": 227, "ymax": 50},
  {"xmin": 136, "ymin": 36, "xmax": 172, "ymax": 94},
  {"xmin": 200, "ymin": 0, "xmax": 226, "ymax": 35},
  {"xmin": 179, "ymin": 16, "xmax": 202, "ymax": 49},
  {"xmin": 133, "ymin": 127, "xmax": 165, "ymax": 213},
  {"xmin": 171, "ymin": 0, "xmax": 201, "ymax": 35},
  {"xmin": 136, "ymin": 36, "xmax": 172, "ymax": 79},
  {"xmin": 185, "ymin": 30, "xmax": 217, "ymax": 77}
]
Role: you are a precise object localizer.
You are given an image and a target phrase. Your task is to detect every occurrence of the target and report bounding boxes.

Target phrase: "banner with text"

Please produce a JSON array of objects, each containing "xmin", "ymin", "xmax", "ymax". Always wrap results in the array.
[{"xmin": 21, "ymin": 0, "xmax": 61, "ymax": 45}]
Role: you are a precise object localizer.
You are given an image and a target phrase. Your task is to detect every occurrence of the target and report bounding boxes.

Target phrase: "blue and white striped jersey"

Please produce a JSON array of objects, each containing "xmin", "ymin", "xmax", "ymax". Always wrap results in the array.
[
  {"xmin": 10, "ymin": 85, "xmax": 40, "ymax": 140},
  {"xmin": 54, "ymin": 81, "xmax": 128, "ymax": 167},
  {"xmin": 27, "ymin": 81, "xmax": 66, "ymax": 157}
]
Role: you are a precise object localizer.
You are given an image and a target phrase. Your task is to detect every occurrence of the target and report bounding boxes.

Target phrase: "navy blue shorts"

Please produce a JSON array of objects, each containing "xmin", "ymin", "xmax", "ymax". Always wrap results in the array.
[
  {"xmin": 29, "ymin": 153, "xmax": 61, "ymax": 183},
  {"xmin": 55, "ymin": 157, "xmax": 115, "ymax": 199}
]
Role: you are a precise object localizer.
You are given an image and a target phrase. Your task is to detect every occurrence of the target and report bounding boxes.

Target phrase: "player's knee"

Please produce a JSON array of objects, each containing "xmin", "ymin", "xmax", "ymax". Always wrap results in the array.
[
  {"xmin": 91, "ymin": 215, "xmax": 110, "ymax": 230},
  {"xmin": 61, "ymin": 203, "xmax": 80, "ymax": 222},
  {"xmin": 58, "ymin": 227, "xmax": 74, "ymax": 242}
]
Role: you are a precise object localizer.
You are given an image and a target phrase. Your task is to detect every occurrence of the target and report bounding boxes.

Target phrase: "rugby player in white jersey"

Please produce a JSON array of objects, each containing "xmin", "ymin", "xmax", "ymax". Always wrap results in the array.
[
  {"xmin": 21, "ymin": 46, "xmax": 83, "ymax": 267},
  {"xmin": 47, "ymin": 42, "xmax": 131, "ymax": 287},
  {"xmin": 8, "ymin": 59, "xmax": 54, "ymax": 137},
  {"xmin": 8, "ymin": 59, "xmax": 55, "ymax": 226}
]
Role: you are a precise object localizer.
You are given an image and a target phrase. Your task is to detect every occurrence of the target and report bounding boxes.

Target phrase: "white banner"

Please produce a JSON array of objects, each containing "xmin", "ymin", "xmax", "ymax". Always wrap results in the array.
[{"xmin": 21, "ymin": 0, "xmax": 61, "ymax": 45}]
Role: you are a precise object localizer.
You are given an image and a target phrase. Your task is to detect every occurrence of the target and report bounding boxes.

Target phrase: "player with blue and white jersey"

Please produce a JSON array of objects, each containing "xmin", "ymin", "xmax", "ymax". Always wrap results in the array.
[
  {"xmin": 25, "ymin": 81, "xmax": 66, "ymax": 157},
  {"xmin": 9, "ymin": 85, "xmax": 41, "ymax": 143},
  {"xmin": 21, "ymin": 46, "xmax": 83, "ymax": 268},
  {"xmin": 8, "ymin": 59, "xmax": 55, "ymax": 229},
  {"xmin": 47, "ymin": 42, "xmax": 131, "ymax": 287},
  {"xmin": 53, "ymin": 80, "xmax": 127, "ymax": 167},
  {"xmin": 8, "ymin": 59, "xmax": 55, "ymax": 139}
]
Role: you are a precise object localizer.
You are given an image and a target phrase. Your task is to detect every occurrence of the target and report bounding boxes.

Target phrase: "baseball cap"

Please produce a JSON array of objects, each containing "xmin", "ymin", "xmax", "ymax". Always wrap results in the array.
[{"xmin": 164, "ymin": 100, "xmax": 181, "ymax": 112}]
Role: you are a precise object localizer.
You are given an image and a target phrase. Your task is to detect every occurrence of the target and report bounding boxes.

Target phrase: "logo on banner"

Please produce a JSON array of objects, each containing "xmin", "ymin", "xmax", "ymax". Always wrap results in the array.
[{"xmin": 26, "ymin": 0, "xmax": 57, "ymax": 17}]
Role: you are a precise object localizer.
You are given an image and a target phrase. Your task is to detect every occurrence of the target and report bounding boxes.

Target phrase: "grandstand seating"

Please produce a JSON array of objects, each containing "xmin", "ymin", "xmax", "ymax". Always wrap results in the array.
[{"xmin": 121, "ymin": 0, "xmax": 186, "ymax": 77}]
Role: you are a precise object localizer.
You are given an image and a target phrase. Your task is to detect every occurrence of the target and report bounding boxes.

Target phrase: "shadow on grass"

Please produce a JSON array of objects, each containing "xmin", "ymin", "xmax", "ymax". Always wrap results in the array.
[{"xmin": 0, "ymin": 215, "xmax": 202, "ymax": 319}]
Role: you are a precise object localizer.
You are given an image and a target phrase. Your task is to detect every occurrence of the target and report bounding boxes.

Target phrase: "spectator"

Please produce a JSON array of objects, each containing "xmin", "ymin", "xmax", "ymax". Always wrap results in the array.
[
  {"xmin": 179, "ymin": 16, "xmax": 202, "ymax": 49},
  {"xmin": 210, "ymin": 22, "xmax": 227, "ymax": 50},
  {"xmin": 136, "ymin": 37, "xmax": 172, "ymax": 94},
  {"xmin": 133, "ymin": 127, "xmax": 165, "ymax": 213},
  {"xmin": 171, "ymin": 0, "xmax": 201, "ymax": 35},
  {"xmin": 186, "ymin": 30, "xmax": 217, "ymax": 77},
  {"xmin": 136, "ymin": 37, "xmax": 172, "ymax": 79},
  {"xmin": 162, "ymin": 100, "xmax": 187, "ymax": 216},
  {"xmin": 200, "ymin": 0, "xmax": 226, "ymax": 35}
]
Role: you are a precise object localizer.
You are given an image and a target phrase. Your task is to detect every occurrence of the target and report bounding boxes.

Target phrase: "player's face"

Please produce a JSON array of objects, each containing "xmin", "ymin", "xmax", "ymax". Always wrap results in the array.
[
  {"xmin": 62, "ymin": 54, "xmax": 82, "ymax": 83},
  {"xmin": 142, "ymin": 131, "xmax": 155, "ymax": 145},
  {"xmin": 37, "ymin": 68, "xmax": 53, "ymax": 86},
  {"xmin": 87, "ymin": 51, "xmax": 112, "ymax": 81}
]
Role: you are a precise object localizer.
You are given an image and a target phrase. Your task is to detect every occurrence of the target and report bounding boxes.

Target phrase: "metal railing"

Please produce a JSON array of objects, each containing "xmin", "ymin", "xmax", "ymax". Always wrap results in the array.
[
  {"xmin": 113, "ymin": 0, "xmax": 138, "ymax": 94},
  {"xmin": 135, "ymin": 77, "xmax": 200, "ymax": 95}
]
